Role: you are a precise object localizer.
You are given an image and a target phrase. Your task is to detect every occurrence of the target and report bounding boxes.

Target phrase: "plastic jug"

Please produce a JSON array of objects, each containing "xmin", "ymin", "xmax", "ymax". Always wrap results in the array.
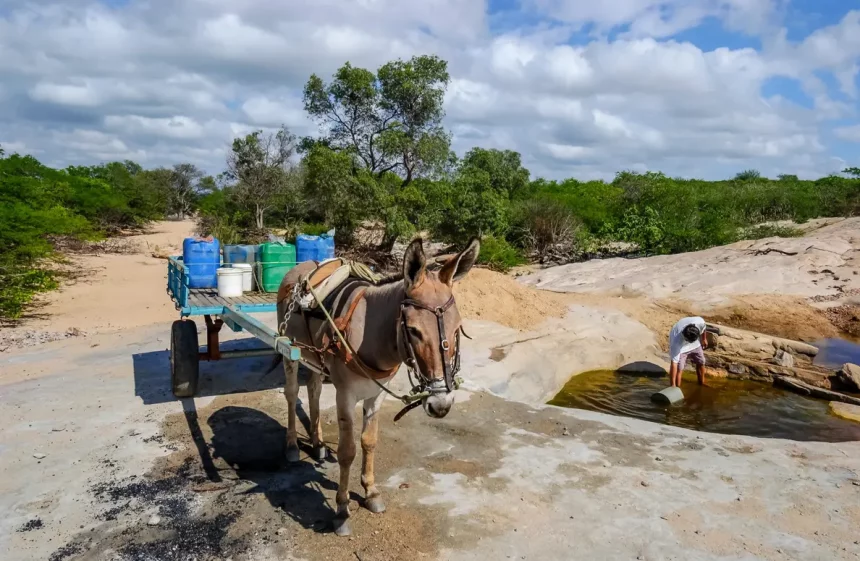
[
  {"xmin": 183, "ymin": 237, "xmax": 220, "ymax": 289},
  {"xmin": 223, "ymin": 244, "xmax": 259, "ymax": 265},
  {"xmin": 296, "ymin": 232, "xmax": 336, "ymax": 263},
  {"xmin": 259, "ymin": 241, "xmax": 297, "ymax": 293}
]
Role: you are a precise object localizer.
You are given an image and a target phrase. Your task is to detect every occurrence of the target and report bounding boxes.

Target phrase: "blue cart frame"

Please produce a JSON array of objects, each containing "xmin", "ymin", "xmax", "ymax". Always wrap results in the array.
[{"xmin": 166, "ymin": 256, "xmax": 300, "ymax": 397}]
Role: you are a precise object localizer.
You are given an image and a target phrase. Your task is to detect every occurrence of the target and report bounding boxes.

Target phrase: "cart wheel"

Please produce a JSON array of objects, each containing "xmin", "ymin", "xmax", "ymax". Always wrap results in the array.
[{"xmin": 171, "ymin": 319, "xmax": 199, "ymax": 398}]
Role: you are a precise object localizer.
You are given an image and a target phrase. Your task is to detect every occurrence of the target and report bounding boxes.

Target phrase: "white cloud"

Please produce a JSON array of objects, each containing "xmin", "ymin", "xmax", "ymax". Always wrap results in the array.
[
  {"xmin": 0, "ymin": 1, "xmax": 857, "ymax": 180},
  {"xmin": 835, "ymin": 124, "xmax": 860, "ymax": 142}
]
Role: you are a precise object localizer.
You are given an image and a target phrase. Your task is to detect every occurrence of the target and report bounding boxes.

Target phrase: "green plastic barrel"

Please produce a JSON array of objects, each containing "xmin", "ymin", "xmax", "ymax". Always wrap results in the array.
[{"xmin": 259, "ymin": 242, "xmax": 297, "ymax": 293}]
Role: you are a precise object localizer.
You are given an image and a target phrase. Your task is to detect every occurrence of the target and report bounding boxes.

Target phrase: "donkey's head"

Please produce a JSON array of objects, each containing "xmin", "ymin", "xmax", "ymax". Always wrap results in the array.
[{"xmin": 399, "ymin": 237, "xmax": 480, "ymax": 419}]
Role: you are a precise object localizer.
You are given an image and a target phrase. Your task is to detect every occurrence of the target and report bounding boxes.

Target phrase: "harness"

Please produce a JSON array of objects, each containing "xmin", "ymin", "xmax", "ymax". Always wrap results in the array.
[
  {"xmin": 399, "ymin": 295, "xmax": 461, "ymax": 393},
  {"xmin": 284, "ymin": 277, "xmax": 465, "ymax": 419}
]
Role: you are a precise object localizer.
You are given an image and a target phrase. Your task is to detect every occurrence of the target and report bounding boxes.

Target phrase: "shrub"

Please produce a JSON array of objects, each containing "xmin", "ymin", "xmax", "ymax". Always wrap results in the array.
[
  {"xmin": 510, "ymin": 198, "xmax": 582, "ymax": 264},
  {"xmin": 476, "ymin": 235, "xmax": 526, "ymax": 272},
  {"xmin": 741, "ymin": 224, "xmax": 804, "ymax": 240}
]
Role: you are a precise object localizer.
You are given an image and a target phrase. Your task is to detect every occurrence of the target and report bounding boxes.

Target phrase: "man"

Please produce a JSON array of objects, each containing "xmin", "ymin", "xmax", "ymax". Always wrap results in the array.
[{"xmin": 668, "ymin": 316, "xmax": 708, "ymax": 387}]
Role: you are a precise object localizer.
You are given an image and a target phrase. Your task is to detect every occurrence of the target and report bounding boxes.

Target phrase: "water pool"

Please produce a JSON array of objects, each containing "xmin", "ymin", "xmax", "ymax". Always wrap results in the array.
[{"xmin": 548, "ymin": 370, "xmax": 860, "ymax": 442}]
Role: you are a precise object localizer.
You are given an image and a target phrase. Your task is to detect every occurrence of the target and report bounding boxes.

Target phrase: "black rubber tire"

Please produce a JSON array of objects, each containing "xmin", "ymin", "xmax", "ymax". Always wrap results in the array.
[{"xmin": 170, "ymin": 319, "xmax": 200, "ymax": 398}]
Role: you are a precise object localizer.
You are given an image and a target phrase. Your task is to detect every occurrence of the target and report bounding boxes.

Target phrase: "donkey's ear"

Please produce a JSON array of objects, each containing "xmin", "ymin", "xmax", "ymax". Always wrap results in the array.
[
  {"xmin": 402, "ymin": 237, "xmax": 427, "ymax": 291},
  {"xmin": 438, "ymin": 237, "xmax": 481, "ymax": 286}
]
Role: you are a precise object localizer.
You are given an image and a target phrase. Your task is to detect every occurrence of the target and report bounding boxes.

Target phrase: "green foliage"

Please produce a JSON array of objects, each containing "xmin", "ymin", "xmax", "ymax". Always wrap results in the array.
[
  {"xmin": 298, "ymin": 222, "xmax": 331, "ymax": 236},
  {"xmin": 427, "ymin": 166, "xmax": 510, "ymax": 244},
  {"xmin": 735, "ymin": 169, "xmax": 762, "ymax": 181},
  {"xmin": 303, "ymin": 55, "xmax": 451, "ymax": 186},
  {"xmin": 475, "ymin": 235, "xmax": 526, "ymax": 272},
  {"xmin": 224, "ymin": 127, "xmax": 300, "ymax": 228},
  {"xmin": 614, "ymin": 206, "xmax": 667, "ymax": 253},
  {"xmin": 460, "ymin": 148, "xmax": 531, "ymax": 199},
  {"xmin": 741, "ymin": 224, "xmax": 804, "ymax": 240}
]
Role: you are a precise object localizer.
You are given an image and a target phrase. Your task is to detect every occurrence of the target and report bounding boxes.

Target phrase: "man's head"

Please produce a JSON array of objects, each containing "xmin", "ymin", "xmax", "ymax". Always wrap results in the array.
[{"xmin": 682, "ymin": 323, "xmax": 702, "ymax": 343}]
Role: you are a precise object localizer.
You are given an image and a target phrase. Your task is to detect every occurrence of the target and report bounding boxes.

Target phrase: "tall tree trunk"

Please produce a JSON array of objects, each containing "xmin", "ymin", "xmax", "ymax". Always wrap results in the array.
[{"xmin": 255, "ymin": 206, "xmax": 265, "ymax": 229}]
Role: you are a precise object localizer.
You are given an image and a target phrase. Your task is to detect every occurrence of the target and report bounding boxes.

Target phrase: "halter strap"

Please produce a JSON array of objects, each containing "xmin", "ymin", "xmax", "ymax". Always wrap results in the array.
[{"xmin": 400, "ymin": 294, "xmax": 460, "ymax": 392}]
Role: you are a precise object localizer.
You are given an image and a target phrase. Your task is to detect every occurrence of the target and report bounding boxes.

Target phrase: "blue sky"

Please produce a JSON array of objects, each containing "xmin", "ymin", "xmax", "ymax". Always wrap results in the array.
[{"xmin": 0, "ymin": 0, "xmax": 858, "ymax": 180}]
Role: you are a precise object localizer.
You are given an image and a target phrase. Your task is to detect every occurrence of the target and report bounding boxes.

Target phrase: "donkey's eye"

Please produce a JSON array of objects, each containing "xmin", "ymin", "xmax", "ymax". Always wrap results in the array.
[{"xmin": 408, "ymin": 327, "xmax": 424, "ymax": 340}]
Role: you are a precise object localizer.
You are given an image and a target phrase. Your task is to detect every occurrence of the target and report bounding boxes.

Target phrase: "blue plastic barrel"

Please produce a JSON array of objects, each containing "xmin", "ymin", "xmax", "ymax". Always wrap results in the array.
[
  {"xmin": 296, "ymin": 233, "xmax": 336, "ymax": 263},
  {"xmin": 296, "ymin": 234, "xmax": 318, "ymax": 264},
  {"xmin": 183, "ymin": 237, "xmax": 220, "ymax": 288},
  {"xmin": 223, "ymin": 244, "xmax": 259, "ymax": 265},
  {"xmin": 318, "ymin": 234, "xmax": 335, "ymax": 261}
]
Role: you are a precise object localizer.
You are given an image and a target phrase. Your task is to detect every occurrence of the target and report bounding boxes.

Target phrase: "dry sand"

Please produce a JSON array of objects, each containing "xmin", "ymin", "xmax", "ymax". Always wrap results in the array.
[{"xmin": 1, "ymin": 221, "xmax": 193, "ymax": 346}]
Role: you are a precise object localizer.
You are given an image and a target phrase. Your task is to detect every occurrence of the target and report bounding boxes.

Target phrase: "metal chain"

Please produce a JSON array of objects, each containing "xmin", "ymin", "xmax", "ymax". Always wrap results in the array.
[{"xmin": 278, "ymin": 282, "xmax": 302, "ymax": 336}]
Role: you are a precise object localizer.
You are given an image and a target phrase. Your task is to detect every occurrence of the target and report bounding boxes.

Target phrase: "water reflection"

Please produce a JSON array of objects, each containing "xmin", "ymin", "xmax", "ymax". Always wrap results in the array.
[
  {"xmin": 548, "ymin": 370, "xmax": 860, "ymax": 442},
  {"xmin": 813, "ymin": 337, "xmax": 860, "ymax": 370}
]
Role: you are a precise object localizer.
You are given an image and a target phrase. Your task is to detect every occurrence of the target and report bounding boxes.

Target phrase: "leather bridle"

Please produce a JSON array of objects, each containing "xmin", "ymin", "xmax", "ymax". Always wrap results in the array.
[{"xmin": 399, "ymin": 294, "xmax": 462, "ymax": 394}]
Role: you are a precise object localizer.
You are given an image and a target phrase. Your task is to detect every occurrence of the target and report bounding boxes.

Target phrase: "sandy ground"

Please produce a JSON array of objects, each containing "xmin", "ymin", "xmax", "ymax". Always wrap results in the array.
[
  {"xmin": 3, "ymin": 221, "xmax": 860, "ymax": 560},
  {"xmin": 8, "ymin": 220, "xmax": 191, "ymax": 335}
]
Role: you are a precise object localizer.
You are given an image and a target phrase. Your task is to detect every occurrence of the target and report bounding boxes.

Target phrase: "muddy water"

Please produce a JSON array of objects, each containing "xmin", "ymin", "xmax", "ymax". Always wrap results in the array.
[{"xmin": 549, "ymin": 370, "xmax": 860, "ymax": 442}]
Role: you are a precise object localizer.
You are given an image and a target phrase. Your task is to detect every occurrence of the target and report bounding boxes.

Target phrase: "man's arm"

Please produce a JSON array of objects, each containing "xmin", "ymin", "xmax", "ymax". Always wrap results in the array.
[{"xmin": 700, "ymin": 330, "xmax": 708, "ymax": 350}]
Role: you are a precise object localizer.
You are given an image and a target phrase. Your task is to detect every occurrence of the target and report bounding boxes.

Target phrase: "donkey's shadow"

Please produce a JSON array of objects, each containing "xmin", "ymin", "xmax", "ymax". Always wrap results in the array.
[{"xmin": 202, "ymin": 403, "xmax": 360, "ymax": 533}]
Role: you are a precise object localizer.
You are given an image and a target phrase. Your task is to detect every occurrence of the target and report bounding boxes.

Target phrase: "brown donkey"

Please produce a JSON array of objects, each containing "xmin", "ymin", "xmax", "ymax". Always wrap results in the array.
[{"xmin": 275, "ymin": 237, "xmax": 480, "ymax": 536}]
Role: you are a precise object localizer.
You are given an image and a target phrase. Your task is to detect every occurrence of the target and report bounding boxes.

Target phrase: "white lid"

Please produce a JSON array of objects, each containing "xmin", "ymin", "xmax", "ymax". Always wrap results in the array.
[{"xmin": 233, "ymin": 263, "xmax": 253, "ymax": 269}]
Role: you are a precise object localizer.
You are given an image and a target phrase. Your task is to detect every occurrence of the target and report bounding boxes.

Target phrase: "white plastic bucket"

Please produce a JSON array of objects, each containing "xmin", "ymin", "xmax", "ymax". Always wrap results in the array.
[
  {"xmin": 216, "ymin": 267, "xmax": 244, "ymax": 298},
  {"xmin": 233, "ymin": 263, "xmax": 253, "ymax": 292}
]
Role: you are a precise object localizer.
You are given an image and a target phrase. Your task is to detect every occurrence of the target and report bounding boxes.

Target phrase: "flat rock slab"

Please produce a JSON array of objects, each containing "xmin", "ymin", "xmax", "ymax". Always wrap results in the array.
[{"xmin": 830, "ymin": 401, "xmax": 860, "ymax": 423}]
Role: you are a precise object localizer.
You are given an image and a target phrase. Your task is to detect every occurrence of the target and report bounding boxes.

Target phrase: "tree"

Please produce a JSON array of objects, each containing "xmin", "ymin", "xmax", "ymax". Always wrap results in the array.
[
  {"xmin": 169, "ymin": 163, "xmax": 203, "ymax": 218},
  {"xmin": 735, "ymin": 169, "xmax": 761, "ymax": 181},
  {"xmin": 303, "ymin": 55, "xmax": 451, "ymax": 187},
  {"xmin": 225, "ymin": 126, "xmax": 299, "ymax": 229},
  {"xmin": 844, "ymin": 167, "xmax": 860, "ymax": 178},
  {"xmin": 460, "ymin": 148, "xmax": 531, "ymax": 199}
]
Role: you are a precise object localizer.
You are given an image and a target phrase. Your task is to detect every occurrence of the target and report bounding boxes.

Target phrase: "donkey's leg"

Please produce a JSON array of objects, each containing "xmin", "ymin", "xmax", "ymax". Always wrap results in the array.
[
  {"xmin": 333, "ymin": 390, "xmax": 357, "ymax": 537},
  {"xmin": 283, "ymin": 359, "xmax": 301, "ymax": 463},
  {"xmin": 361, "ymin": 391, "xmax": 387, "ymax": 514},
  {"xmin": 307, "ymin": 370, "xmax": 326, "ymax": 460}
]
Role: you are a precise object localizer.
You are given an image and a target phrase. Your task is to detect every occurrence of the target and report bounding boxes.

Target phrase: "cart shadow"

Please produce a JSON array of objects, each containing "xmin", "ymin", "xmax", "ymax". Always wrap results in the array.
[
  {"xmin": 200, "ymin": 404, "xmax": 352, "ymax": 533},
  {"xmin": 132, "ymin": 337, "xmax": 287, "ymax": 405}
]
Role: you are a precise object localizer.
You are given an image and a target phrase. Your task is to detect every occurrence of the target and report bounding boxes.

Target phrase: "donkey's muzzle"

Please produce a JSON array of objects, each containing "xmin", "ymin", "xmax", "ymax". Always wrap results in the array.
[{"xmin": 423, "ymin": 391, "xmax": 455, "ymax": 418}]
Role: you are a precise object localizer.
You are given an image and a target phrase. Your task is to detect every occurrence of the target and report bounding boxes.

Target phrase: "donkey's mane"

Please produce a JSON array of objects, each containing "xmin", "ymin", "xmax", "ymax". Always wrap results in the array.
[{"xmin": 373, "ymin": 271, "xmax": 404, "ymax": 286}]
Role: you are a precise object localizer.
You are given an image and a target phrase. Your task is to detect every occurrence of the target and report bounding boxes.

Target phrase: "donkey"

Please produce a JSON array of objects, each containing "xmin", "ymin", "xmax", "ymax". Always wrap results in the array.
[{"xmin": 275, "ymin": 237, "xmax": 480, "ymax": 536}]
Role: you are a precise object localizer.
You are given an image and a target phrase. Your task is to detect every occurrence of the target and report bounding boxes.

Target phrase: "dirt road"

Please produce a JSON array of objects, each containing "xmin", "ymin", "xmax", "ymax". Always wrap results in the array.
[{"xmin": 2, "ymin": 222, "xmax": 860, "ymax": 560}]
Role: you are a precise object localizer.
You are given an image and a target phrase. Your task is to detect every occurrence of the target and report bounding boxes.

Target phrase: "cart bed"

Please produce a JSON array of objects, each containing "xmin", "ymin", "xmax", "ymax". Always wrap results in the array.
[
  {"xmin": 187, "ymin": 288, "xmax": 277, "ymax": 309},
  {"xmin": 168, "ymin": 256, "xmax": 281, "ymax": 316}
]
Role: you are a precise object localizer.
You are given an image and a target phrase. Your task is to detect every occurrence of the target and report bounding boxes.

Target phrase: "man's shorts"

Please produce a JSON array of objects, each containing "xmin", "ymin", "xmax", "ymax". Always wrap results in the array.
[{"xmin": 676, "ymin": 347, "xmax": 705, "ymax": 371}]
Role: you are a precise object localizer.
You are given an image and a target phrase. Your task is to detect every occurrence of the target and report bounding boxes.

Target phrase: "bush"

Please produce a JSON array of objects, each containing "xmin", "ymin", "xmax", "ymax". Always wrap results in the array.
[
  {"xmin": 476, "ymin": 235, "xmax": 526, "ymax": 272},
  {"xmin": 741, "ymin": 224, "xmax": 804, "ymax": 240},
  {"xmin": 510, "ymin": 198, "xmax": 582, "ymax": 264}
]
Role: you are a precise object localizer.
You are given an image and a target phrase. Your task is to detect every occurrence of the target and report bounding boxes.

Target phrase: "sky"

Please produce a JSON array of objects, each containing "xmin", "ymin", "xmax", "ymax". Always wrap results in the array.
[{"xmin": 0, "ymin": 0, "xmax": 858, "ymax": 181}]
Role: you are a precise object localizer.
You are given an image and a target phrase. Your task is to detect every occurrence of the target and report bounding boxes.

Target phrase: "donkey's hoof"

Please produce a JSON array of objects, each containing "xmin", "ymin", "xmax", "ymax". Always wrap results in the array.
[
  {"xmin": 332, "ymin": 516, "xmax": 352, "ymax": 537},
  {"xmin": 312, "ymin": 445, "xmax": 327, "ymax": 461},
  {"xmin": 286, "ymin": 446, "xmax": 300, "ymax": 463},
  {"xmin": 365, "ymin": 496, "xmax": 386, "ymax": 514}
]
